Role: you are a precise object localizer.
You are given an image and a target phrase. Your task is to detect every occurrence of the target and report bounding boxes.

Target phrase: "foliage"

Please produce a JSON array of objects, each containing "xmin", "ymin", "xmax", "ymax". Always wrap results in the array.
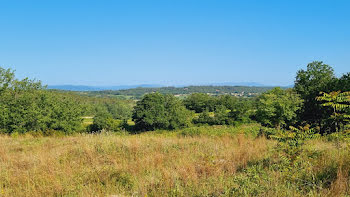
[
  {"xmin": 88, "ymin": 111, "xmax": 123, "ymax": 132},
  {"xmin": 43, "ymin": 92, "xmax": 85, "ymax": 133},
  {"xmin": 272, "ymin": 126, "xmax": 320, "ymax": 163},
  {"xmin": 78, "ymin": 95, "xmax": 134, "ymax": 119},
  {"xmin": 164, "ymin": 95, "xmax": 193, "ymax": 129},
  {"xmin": 0, "ymin": 67, "xmax": 84, "ymax": 134},
  {"xmin": 230, "ymin": 164, "xmax": 270, "ymax": 196},
  {"xmin": 228, "ymin": 98, "xmax": 255, "ymax": 123},
  {"xmin": 132, "ymin": 93, "xmax": 192, "ymax": 131},
  {"xmin": 183, "ymin": 93, "xmax": 215, "ymax": 113},
  {"xmin": 213, "ymin": 105, "xmax": 230, "ymax": 125},
  {"xmin": 294, "ymin": 61, "xmax": 336, "ymax": 129},
  {"xmin": 337, "ymin": 72, "xmax": 350, "ymax": 92},
  {"xmin": 216, "ymin": 94, "xmax": 238, "ymax": 110},
  {"xmin": 189, "ymin": 95, "xmax": 255, "ymax": 126},
  {"xmin": 193, "ymin": 110, "xmax": 215, "ymax": 125},
  {"xmin": 0, "ymin": 67, "xmax": 15, "ymax": 94},
  {"xmin": 257, "ymin": 127, "xmax": 278, "ymax": 139},
  {"xmin": 316, "ymin": 91, "xmax": 350, "ymax": 133},
  {"xmin": 256, "ymin": 87, "xmax": 303, "ymax": 129}
]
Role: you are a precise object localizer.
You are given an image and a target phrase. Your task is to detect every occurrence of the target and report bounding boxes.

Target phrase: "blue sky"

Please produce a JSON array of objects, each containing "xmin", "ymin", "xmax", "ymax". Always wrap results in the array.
[{"xmin": 0, "ymin": 0, "xmax": 349, "ymax": 86}]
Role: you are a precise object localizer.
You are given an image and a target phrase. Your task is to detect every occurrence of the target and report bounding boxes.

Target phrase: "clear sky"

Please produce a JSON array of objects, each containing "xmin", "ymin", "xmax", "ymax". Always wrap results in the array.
[{"xmin": 1, "ymin": 0, "xmax": 349, "ymax": 86}]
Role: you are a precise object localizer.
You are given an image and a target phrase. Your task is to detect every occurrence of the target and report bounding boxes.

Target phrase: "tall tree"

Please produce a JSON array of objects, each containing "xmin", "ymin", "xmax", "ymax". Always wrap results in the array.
[{"xmin": 294, "ymin": 61, "xmax": 336, "ymax": 127}]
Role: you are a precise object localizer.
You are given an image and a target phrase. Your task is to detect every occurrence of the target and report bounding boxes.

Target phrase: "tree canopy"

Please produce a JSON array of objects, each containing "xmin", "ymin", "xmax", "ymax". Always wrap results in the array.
[
  {"xmin": 132, "ymin": 93, "xmax": 192, "ymax": 131},
  {"xmin": 256, "ymin": 87, "xmax": 303, "ymax": 129},
  {"xmin": 294, "ymin": 61, "xmax": 336, "ymax": 127},
  {"xmin": 0, "ymin": 68, "xmax": 84, "ymax": 134}
]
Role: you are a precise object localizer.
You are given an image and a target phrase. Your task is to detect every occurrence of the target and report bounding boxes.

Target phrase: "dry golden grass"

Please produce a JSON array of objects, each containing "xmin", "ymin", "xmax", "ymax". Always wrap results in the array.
[
  {"xmin": 0, "ymin": 133, "xmax": 272, "ymax": 197},
  {"xmin": 1, "ymin": 130, "xmax": 350, "ymax": 197},
  {"xmin": 303, "ymin": 139, "xmax": 350, "ymax": 197}
]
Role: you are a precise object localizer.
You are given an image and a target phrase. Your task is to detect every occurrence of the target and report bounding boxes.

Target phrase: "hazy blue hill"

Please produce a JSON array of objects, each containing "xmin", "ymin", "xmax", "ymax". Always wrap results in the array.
[
  {"xmin": 48, "ymin": 85, "xmax": 103, "ymax": 91},
  {"xmin": 48, "ymin": 81, "xmax": 289, "ymax": 92},
  {"xmin": 211, "ymin": 82, "xmax": 266, "ymax": 86},
  {"xmin": 48, "ymin": 84, "xmax": 162, "ymax": 91}
]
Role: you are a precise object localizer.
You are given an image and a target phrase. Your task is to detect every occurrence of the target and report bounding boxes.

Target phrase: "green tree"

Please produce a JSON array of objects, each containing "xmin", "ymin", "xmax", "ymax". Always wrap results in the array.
[
  {"xmin": 294, "ymin": 61, "xmax": 336, "ymax": 127},
  {"xmin": 228, "ymin": 99, "xmax": 254, "ymax": 124},
  {"xmin": 45, "ymin": 91, "xmax": 84, "ymax": 133},
  {"xmin": 214, "ymin": 105, "xmax": 229, "ymax": 125},
  {"xmin": 0, "ymin": 67, "xmax": 15, "ymax": 95},
  {"xmin": 216, "ymin": 95, "xmax": 237, "ymax": 110},
  {"xmin": 132, "ymin": 93, "xmax": 192, "ymax": 131},
  {"xmin": 164, "ymin": 95, "xmax": 192, "ymax": 129},
  {"xmin": 256, "ymin": 88, "xmax": 303, "ymax": 129},
  {"xmin": 132, "ymin": 93, "xmax": 168, "ymax": 131},
  {"xmin": 89, "ymin": 111, "xmax": 122, "ymax": 132},
  {"xmin": 184, "ymin": 93, "xmax": 215, "ymax": 113},
  {"xmin": 337, "ymin": 73, "xmax": 350, "ymax": 92},
  {"xmin": 106, "ymin": 101, "xmax": 133, "ymax": 120}
]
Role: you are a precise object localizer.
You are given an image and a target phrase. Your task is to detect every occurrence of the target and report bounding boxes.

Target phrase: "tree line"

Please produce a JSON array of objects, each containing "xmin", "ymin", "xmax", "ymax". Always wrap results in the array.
[
  {"xmin": 130, "ymin": 61, "xmax": 350, "ymax": 133},
  {"xmin": 0, "ymin": 67, "xmax": 134, "ymax": 134},
  {"xmin": 1, "ymin": 61, "xmax": 349, "ymax": 135}
]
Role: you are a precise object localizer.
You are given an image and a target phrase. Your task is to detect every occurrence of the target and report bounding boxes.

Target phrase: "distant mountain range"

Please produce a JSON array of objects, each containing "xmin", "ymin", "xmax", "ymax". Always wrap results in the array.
[
  {"xmin": 210, "ymin": 82, "xmax": 266, "ymax": 87},
  {"xmin": 47, "ymin": 84, "xmax": 162, "ymax": 91},
  {"xmin": 48, "ymin": 83, "xmax": 293, "ymax": 91}
]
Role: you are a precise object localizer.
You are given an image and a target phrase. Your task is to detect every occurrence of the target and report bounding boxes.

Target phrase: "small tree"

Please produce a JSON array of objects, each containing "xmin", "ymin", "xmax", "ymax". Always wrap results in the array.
[
  {"xmin": 164, "ymin": 94, "xmax": 192, "ymax": 129},
  {"xmin": 89, "ymin": 111, "xmax": 122, "ymax": 132},
  {"xmin": 229, "ymin": 99, "xmax": 254, "ymax": 123},
  {"xmin": 214, "ymin": 105, "xmax": 229, "ymax": 125},
  {"xmin": 132, "ymin": 93, "xmax": 192, "ymax": 131}
]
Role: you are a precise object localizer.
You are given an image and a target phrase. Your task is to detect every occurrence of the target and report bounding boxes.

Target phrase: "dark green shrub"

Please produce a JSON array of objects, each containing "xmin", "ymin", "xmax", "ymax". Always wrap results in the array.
[
  {"xmin": 89, "ymin": 112, "xmax": 123, "ymax": 132},
  {"xmin": 132, "ymin": 93, "xmax": 192, "ymax": 131}
]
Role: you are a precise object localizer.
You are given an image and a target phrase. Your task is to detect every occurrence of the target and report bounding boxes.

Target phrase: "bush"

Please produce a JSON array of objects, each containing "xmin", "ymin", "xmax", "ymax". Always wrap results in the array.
[
  {"xmin": 89, "ymin": 112, "xmax": 123, "ymax": 132},
  {"xmin": 255, "ymin": 87, "xmax": 303, "ymax": 129},
  {"xmin": 132, "ymin": 93, "xmax": 192, "ymax": 131},
  {"xmin": 257, "ymin": 127, "xmax": 278, "ymax": 139}
]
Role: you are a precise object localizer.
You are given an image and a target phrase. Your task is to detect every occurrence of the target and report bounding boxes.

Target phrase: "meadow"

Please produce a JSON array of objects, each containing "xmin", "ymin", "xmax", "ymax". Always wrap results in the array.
[{"xmin": 1, "ymin": 124, "xmax": 349, "ymax": 197}]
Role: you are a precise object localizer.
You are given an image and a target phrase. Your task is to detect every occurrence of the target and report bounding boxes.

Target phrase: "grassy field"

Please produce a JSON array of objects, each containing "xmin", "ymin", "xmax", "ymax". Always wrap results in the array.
[{"xmin": 0, "ymin": 125, "xmax": 349, "ymax": 196}]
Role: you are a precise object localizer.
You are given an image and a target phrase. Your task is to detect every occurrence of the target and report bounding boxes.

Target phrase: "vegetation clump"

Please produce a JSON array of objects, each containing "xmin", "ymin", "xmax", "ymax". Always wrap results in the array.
[
  {"xmin": 0, "ymin": 68, "xmax": 84, "ymax": 134},
  {"xmin": 132, "ymin": 93, "xmax": 192, "ymax": 131}
]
